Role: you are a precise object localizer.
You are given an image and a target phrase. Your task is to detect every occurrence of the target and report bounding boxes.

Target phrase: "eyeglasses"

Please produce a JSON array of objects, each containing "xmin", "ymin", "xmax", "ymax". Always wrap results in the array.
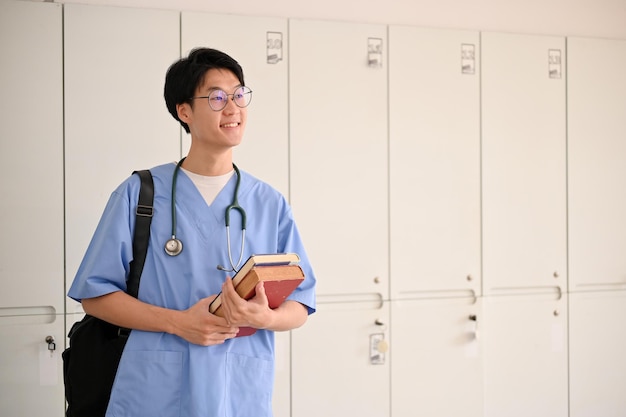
[{"xmin": 191, "ymin": 86, "xmax": 253, "ymax": 111}]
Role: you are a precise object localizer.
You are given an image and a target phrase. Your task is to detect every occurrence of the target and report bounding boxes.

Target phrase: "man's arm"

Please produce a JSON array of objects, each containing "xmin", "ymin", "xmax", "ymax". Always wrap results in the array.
[{"xmin": 82, "ymin": 291, "xmax": 239, "ymax": 346}]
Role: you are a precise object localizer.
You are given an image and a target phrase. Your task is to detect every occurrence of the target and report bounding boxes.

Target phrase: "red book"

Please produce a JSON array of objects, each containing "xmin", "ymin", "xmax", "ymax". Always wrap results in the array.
[{"xmin": 209, "ymin": 253, "xmax": 304, "ymax": 337}]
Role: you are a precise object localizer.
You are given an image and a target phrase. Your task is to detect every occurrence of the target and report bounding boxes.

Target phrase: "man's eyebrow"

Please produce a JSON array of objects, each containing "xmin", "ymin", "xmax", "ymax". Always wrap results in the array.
[{"xmin": 204, "ymin": 84, "xmax": 243, "ymax": 92}]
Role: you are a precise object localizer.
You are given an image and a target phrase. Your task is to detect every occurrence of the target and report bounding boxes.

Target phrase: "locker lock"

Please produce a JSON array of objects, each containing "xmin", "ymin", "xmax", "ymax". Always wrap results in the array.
[
  {"xmin": 468, "ymin": 315, "xmax": 479, "ymax": 340},
  {"xmin": 45, "ymin": 335, "xmax": 56, "ymax": 352}
]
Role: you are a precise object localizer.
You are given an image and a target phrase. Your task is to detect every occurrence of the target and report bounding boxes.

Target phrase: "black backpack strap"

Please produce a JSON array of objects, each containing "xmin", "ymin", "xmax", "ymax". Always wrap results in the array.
[{"xmin": 127, "ymin": 170, "xmax": 154, "ymax": 299}]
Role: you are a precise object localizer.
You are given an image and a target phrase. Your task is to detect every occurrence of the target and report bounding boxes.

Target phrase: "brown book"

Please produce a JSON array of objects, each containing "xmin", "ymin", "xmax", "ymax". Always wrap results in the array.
[
  {"xmin": 209, "ymin": 254, "xmax": 304, "ymax": 337},
  {"xmin": 232, "ymin": 253, "xmax": 300, "ymax": 287}
]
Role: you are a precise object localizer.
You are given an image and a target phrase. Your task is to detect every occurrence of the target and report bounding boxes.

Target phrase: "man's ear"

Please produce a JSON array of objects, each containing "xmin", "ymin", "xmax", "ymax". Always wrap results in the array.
[{"xmin": 177, "ymin": 103, "xmax": 191, "ymax": 124}]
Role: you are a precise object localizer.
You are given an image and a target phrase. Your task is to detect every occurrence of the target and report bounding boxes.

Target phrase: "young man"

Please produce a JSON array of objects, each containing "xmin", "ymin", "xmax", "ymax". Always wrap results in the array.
[{"xmin": 68, "ymin": 48, "xmax": 316, "ymax": 416}]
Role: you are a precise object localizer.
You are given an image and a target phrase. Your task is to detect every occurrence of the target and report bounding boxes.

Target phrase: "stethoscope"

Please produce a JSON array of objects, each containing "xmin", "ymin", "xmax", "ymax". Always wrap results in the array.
[{"xmin": 164, "ymin": 158, "xmax": 247, "ymax": 273}]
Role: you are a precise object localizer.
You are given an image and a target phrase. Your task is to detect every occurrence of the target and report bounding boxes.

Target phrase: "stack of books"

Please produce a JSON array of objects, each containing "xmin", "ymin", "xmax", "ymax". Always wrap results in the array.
[{"xmin": 209, "ymin": 253, "xmax": 305, "ymax": 337}]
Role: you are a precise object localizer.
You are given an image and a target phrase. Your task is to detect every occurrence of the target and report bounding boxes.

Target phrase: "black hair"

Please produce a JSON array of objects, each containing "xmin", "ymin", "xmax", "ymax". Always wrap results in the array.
[{"xmin": 164, "ymin": 48, "xmax": 245, "ymax": 133}]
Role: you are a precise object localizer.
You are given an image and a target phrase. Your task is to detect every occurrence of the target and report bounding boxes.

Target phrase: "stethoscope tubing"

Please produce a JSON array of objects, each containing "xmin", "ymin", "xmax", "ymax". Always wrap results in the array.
[{"xmin": 164, "ymin": 158, "xmax": 246, "ymax": 272}]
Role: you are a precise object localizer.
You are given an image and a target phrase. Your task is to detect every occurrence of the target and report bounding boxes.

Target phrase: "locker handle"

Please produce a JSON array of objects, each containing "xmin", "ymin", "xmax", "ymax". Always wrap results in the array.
[
  {"xmin": 490, "ymin": 285, "xmax": 562, "ymax": 300},
  {"xmin": 578, "ymin": 282, "xmax": 626, "ymax": 288}
]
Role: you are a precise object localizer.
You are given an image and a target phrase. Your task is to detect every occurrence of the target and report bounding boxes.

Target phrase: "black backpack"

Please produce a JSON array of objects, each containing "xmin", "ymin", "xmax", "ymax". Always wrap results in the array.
[{"xmin": 62, "ymin": 170, "xmax": 153, "ymax": 417}]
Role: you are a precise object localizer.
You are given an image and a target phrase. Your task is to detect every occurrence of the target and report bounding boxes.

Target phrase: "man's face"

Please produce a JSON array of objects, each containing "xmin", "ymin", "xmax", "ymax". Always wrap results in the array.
[{"xmin": 180, "ymin": 68, "xmax": 248, "ymax": 152}]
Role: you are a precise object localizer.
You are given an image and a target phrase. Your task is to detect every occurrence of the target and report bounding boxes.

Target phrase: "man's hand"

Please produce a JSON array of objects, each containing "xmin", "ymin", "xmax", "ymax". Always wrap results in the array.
[
  {"xmin": 219, "ymin": 278, "xmax": 271, "ymax": 329},
  {"xmin": 218, "ymin": 277, "xmax": 309, "ymax": 332},
  {"xmin": 175, "ymin": 296, "xmax": 240, "ymax": 346}
]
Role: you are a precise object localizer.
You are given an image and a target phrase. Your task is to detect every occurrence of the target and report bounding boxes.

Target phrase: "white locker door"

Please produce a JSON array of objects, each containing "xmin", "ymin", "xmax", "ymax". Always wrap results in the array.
[
  {"xmin": 568, "ymin": 37, "xmax": 626, "ymax": 291},
  {"xmin": 482, "ymin": 293, "xmax": 568, "ymax": 417},
  {"xmin": 181, "ymin": 13, "xmax": 290, "ymax": 197},
  {"xmin": 289, "ymin": 19, "xmax": 388, "ymax": 298},
  {"xmin": 481, "ymin": 32, "xmax": 567, "ymax": 294},
  {"xmin": 0, "ymin": 2, "xmax": 64, "ymax": 416},
  {"xmin": 391, "ymin": 298, "xmax": 482, "ymax": 417},
  {"xmin": 272, "ymin": 331, "xmax": 291, "ymax": 417},
  {"xmin": 388, "ymin": 25, "xmax": 481, "ymax": 298},
  {"xmin": 292, "ymin": 301, "xmax": 390, "ymax": 417},
  {"xmin": 64, "ymin": 4, "xmax": 181, "ymax": 317},
  {"xmin": 0, "ymin": 319, "xmax": 66, "ymax": 416},
  {"xmin": 181, "ymin": 15, "xmax": 291, "ymax": 415},
  {"xmin": 570, "ymin": 291, "xmax": 626, "ymax": 417}
]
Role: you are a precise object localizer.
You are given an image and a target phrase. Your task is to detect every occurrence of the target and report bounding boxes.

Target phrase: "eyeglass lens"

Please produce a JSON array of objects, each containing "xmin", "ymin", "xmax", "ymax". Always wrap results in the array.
[{"xmin": 208, "ymin": 86, "xmax": 252, "ymax": 111}]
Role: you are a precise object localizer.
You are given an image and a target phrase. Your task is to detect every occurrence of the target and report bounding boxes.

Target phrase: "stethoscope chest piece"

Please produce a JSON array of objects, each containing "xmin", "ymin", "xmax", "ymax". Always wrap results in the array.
[{"xmin": 164, "ymin": 237, "xmax": 183, "ymax": 256}]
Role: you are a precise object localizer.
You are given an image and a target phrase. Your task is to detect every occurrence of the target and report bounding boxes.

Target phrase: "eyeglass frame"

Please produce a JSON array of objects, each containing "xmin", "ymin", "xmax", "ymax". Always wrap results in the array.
[{"xmin": 190, "ymin": 86, "xmax": 253, "ymax": 112}]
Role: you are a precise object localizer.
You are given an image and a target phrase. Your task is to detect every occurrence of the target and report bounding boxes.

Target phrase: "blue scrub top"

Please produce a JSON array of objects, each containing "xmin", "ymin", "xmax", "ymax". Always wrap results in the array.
[{"xmin": 68, "ymin": 163, "xmax": 316, "ymax": 417}]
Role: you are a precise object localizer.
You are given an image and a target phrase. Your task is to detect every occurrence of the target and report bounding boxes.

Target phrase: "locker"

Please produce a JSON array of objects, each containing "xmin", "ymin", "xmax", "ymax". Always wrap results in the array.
[
  {"xmin": 388, "ymin": 25, "xmax": 481, "ymax": 297},
  {"xmin": 569, "ymin": 291, "xmax": 626, "ymax": 417},
  {"xmin": 272, "ymin": 331, "xmax": 291, "ymax": 417},
  {"xmin": 64, "ymin": 4, "xmax": 181, "ymax": 312},
  {"xmin": 181, "ymin": 14, "xmax": 291, "ymax": 415},
  {"xmin": 390, "ymin": 297, "xmax": 482, "ymax": 417},
  {"xmin": 481, "ymin": 32, "xmax": 567, "ymax": 294},
  {"xmin": 289, "ymin": 19, "xmax": 388, "ymax": 298},
  {"xmin": 292, "ymin": 299, "xmax": 390, "ymax": 417},
  {"xmin": 0, "ymin": 317, "xmax": 65, "ymax": 417},
  {"xmin": 0, "ymin": 2, "xmax": 64, "ymax": 415},
  {"xmin": 0, "ymin": 0, "xmax": 64, "ymax": 318},
  {"xmin": 482, "ymin": 293, "xmax": 568, "ymax": 417},
  {"xmin": 181, "ymin": 13, "xmax": 290, "ymax": 197},
  {"xmin": 567, "ymin": 37, "xmax": 626, "ymax": 291}
]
